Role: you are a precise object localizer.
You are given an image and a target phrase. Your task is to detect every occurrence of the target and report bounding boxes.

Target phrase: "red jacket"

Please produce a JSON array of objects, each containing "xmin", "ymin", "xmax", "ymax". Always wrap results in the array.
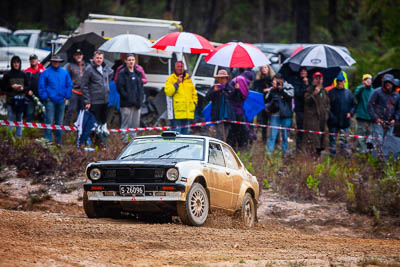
[{"xmin": 24, "ymin": 63, "xmax": 46, "ymax": 74}]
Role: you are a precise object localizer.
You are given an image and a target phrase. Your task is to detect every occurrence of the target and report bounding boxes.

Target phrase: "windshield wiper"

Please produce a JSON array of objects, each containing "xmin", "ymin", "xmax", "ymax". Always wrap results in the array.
[
  {"xmin": 158, "ymin": 145, "xmax": 189, "ymax": 158},
  {"xmin": 120, "ymin": 147, "xmax": 157, "ymax": 159}
]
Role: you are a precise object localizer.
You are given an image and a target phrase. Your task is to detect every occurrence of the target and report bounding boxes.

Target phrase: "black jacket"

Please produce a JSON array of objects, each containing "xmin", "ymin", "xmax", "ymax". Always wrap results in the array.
[
  {"xmin": 328, "ymin": 88, "xmax": 356, "ymax": 129},
  {"xmin": 82, "ymin": 61, "xmax": 113, "ymax": 105},
  {"xmin": 2, "ymin": 56, "xmax": 28, "ymax": 105},
  {"xmin": 116, "ymin": 67, "xmax": 144, "ymax": 109},
  {"xmin": 265, "ymin": 83, "xmax": 294, "ymax": 118},
  {"xmin": 292, "ymin": 76, "xmax": 308, "ymax": 113}
]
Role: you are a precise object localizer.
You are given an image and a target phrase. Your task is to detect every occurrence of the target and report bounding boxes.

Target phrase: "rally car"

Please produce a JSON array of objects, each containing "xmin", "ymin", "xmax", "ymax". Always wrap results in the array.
[{"xmin": 83, "ymin": 131, "xmax": 259, "ymax": 227}]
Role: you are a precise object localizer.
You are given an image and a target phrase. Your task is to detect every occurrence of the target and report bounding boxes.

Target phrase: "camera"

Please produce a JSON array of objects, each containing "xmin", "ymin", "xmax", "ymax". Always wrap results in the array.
[{"xmin": 276, "ymin": 81, "xmax": 282, "ymax": 86}]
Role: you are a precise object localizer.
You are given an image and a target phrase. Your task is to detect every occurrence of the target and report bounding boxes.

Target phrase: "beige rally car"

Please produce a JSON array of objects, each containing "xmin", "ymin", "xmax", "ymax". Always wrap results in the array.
[{"xmin": 83, "ymin": 131, "xmax": 259, "ymax": 227}]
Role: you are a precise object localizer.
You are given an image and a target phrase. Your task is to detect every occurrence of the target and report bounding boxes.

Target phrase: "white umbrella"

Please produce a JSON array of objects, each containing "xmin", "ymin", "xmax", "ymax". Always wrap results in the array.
[{"xmin": 99, "ymin": 34, "xmax": 153, "ymax": 53}]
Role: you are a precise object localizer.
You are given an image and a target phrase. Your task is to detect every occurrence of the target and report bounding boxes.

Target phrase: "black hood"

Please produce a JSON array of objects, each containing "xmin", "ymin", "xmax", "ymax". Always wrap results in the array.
[
  {"xmin": 383, "ymin": 73, "xmax": 395, "ymax": 86},
  {"xmin": 10, "ymin": 55, "xmax": 22, "ymax": 71}
]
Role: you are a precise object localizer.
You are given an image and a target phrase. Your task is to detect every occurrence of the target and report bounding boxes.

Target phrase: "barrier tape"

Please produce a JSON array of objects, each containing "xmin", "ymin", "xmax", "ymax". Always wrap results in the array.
[{"xmin": 0, "ymin": 119, "xmax": 377, "ymax": 140}]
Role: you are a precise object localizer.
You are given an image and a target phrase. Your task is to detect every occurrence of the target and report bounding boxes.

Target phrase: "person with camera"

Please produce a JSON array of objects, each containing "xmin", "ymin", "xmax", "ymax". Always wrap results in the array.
[
  {"xmin": 265, "ymin": 73, "xmax": 294, "ymax": 155},
  {"xmin": 367, "ymin": 73, "xmax": 400, "ymax": 145},
  {"xmin": 205, "ymin": 69, "xmax": 236, "ymax": 142},
  {"xmin": 327, "ymin": 72, "xmax": 356, "ymax": 156},
  {"xmin": 303, "ymin": 72, "xmax": 330, "ymax": 158},
  {"xmin": 164, "ymin": 61, "xmax": 198, "ymax": 134}
]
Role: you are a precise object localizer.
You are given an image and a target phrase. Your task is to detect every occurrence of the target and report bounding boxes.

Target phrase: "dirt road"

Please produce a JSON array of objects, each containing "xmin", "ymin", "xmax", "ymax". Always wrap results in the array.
[{"xmin": 0, "ymin": 207, "xmax": 399, "ymax": 267}]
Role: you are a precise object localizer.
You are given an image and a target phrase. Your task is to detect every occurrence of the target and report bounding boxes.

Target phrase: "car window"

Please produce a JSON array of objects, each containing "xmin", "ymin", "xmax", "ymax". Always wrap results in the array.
[
  {"xmin": 119, "ymin": 137, "xmax": 204, "ymax": 160},
  {"xmin": 222, "ymin": 145, "xmax": 241, "ymax": 170},
  {"xmin": 208, "ymin": 142, "xmax": 225, "ymax": 167},
  {"xmin": 195, "ymin": 55, "xmax": 215, "ymax": 77},
  {"xmin": 138, "ymin": 55, "xmax": 169, "ymax": 75}
]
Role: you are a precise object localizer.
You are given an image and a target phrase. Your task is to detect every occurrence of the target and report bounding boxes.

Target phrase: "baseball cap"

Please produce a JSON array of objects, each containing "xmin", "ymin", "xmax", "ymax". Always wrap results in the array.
[
  {"xmin": 313, "ymin": 72, "xmax": 323, "ymax": 78},
  {"xmin": 336, "ymin": 72, "xmax": 346, "ymax": 81},
  {"xmin": 362, "ymin": 74, "xmax": 372, "ymax": 80},
  {"xmin": 29, "ymin": 54, "xmax": 38, "ymax": 60},
  {"xmin": 74, "ymin": 49, "xmax": 83, "ymax": 55}
]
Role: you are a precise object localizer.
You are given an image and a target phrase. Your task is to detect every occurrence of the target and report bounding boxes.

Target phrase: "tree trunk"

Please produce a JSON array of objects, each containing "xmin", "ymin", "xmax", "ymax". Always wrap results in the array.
[
  {"xmin": 296, "ymin": 0, "xmax": 310, "ymax": 43},
  {"xmin": 328, "ymin": 0, "xmax": 337, "ymax": 43},
  {"xmin": 257, "ymin": 0, "xmax": 265, "ymax": 42}
]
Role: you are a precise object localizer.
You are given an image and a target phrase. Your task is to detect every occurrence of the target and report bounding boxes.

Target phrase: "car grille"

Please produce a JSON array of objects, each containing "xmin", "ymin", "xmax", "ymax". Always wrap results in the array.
[{"xmin": 100, "ymin": 167, "xmax": 166, "ymax": 183}]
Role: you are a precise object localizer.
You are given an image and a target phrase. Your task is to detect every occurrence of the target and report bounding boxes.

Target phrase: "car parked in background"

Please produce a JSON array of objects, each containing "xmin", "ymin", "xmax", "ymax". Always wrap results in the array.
[
  {"xmin": 13, "ymin": 29, "xmax": 58, "ymax": 51},
  {"xmin": 83, "ymin": 131, "xmax": 259, "ymax": 227}
]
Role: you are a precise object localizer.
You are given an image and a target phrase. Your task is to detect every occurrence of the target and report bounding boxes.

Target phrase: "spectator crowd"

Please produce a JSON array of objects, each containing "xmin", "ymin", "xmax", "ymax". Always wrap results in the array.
[{"xmin": 1, "ymin": 50, "xmax": 400, "ymax": 158}]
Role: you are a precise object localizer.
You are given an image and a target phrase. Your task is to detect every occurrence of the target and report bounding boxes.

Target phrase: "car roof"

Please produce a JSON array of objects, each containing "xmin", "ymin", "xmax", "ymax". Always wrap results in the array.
[{"xmin": 134, "ymin": 134, "xmax": 228, "ymax": 145}]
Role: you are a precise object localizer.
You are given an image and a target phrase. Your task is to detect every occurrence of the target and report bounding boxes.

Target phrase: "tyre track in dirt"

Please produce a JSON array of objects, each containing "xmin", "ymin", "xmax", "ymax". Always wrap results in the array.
[{"xmin": 0, "ymin": 208, "xmax": 399, "ymax": 266}]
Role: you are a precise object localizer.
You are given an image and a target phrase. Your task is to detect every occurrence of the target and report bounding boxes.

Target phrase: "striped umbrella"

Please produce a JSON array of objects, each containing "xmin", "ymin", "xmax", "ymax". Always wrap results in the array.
[
  {"xmin": 204, "ymin": 42, "xmax": 271, "ymax": 68},
  {"xmin": 151, "ymin": 32, "xmax": 214, "ymax": 54},
  {"xmin": 283, "ymin": 44, "xmax": 356, "ymax": 69}
]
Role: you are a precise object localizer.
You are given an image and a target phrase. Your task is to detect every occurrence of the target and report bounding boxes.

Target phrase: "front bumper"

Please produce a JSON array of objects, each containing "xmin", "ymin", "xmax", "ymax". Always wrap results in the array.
[{"xmin": 84, "ymin": 183, "xmax": 186, "ymax": 202}]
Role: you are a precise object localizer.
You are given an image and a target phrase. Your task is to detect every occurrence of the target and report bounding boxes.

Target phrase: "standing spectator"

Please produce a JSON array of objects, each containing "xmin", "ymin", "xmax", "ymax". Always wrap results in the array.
[
  {"xmin": 354, "ymin": 74, "xmax": 374, "ymax": 153},
  {"xmin": 38, "ymin": 55, "xmax": 72, "ymax": 145},
  {"xmin": 327, "ymin": 72, "xmax": 356, "ymax": 156},
  {"xmin": 367, "ymin": 74, "xmax": 400, "ymax": 144},
  {"xmin": 226, "ymin": 70, "xmax": 253, "ymax": 150},
  {"xmin": 116, "ymin": 54, "xmax": 144, "ymax": 144},
  {"xmin": 205, "ymin": 69, "xmax": 236, "ymax": 142},
  {"xmin": 64, "ymin": 49, "xmax": 87, "ymax": 125},
  {"xmin": 82, "ymin": 50, "xmax": 113, "ymax": 147},
  {"xmin": 304, "ymin": 72, "xmax": 330, "ymax": 158},
  {"xmin": 113, "ymin": 53, "xmax": 148, "ymax": 84},
  {"xmin": 24, "ymin": 54, "xmax": 45, "ymax": 122},
  {"xmin": 252, "ymin": 65, "xmax": 274, "ymax": 142},
  {"xmin": 265, "ymin": 73, "xmax": 294, "ymax": 155},
  {"xmin": 292, "ymin": 67, "xmax": 309, "ymax": 151},
  {"xmin": 2, "ymin": 56, "xmax": 29, "ymax": 137},
  {"xmin": 164, "ymin": 61, "xmax": 197, "ymax": 134}
]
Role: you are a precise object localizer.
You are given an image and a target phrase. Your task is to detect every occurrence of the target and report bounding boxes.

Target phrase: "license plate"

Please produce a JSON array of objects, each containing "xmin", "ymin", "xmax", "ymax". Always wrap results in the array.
[{"xmin": 119, "ymin": 185, "xmax": 145, "ymax": 196}]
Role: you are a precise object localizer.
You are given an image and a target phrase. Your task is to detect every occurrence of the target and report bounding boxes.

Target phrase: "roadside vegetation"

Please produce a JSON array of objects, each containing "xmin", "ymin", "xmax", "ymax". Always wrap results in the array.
[{"xmin": 1, "ymin": 126, "xmax": 399, "ymax": 223}]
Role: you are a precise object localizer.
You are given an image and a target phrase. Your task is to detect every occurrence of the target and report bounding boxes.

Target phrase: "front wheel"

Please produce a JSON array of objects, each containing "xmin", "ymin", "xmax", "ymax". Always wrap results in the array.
[
  {"xmin": 177, "ymin": 183, "xmax": 209, "ymax": 226},
  {"xmin": 83, "ymin": 191, "xmax": 105, "ymax": 218},
  {"xmin": 241, "ymin": 192, "xmax": 256, "ymax": 227}
]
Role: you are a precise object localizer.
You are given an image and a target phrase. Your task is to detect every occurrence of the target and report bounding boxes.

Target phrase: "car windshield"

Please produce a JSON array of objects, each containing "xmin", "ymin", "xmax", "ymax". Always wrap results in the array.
[
  {"xmin": 0, "ymin": 33, "xmax": 26, "ymax": 47},
  {"xmin": 119, "ymin": 137, "xmax": 204, "ymax": 160}
]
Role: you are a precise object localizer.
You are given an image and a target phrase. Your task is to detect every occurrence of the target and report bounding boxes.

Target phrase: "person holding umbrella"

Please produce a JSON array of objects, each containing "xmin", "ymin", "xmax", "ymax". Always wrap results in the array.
[
  {"xmin": 354, "ymin": 74, "xmax": 374, "ymax": 154},
  {"xmin": 327, "ymin": 72, "xmax": 356, "ymax": 156},
  {"xmin": 292, "ymin": 67, "xmax": 309, "ymax": 152},
  {"xmin": 367, "ymin": 74, "xmax": 400, "ymax": 144},
  {"xmin": 164, "ymin": 61, "xmax": 198, "ymax": 134}
]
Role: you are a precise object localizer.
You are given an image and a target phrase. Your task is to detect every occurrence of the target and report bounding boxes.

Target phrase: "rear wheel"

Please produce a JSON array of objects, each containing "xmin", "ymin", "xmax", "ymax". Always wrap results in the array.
[
  {"xmin": 177, "ymin": 183, "xmax": 209, "ymax": 226},
  {"xmin": 83, "ymin": 191, "xmax": 105, "ymax": 218},
  {"xmin": 241, "ymin": 192, "xmax": 256, "ymax": 227}
]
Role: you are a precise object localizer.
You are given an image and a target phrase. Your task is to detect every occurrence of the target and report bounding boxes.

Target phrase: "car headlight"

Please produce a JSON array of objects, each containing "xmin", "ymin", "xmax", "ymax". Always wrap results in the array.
[
  {"xmin": 166, "ymin": 168, "xmax": 179, "ymax": 182},
  {"xmin": 89, "ymin": 168, "xmax": 102, "ymax": 180}
]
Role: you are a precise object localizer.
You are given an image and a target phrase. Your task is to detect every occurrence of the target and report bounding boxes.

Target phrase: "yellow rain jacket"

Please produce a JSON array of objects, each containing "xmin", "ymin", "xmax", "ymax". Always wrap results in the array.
[{"xmin": 164, "ymin": 73, "xmax": 198, "ymax": 119}]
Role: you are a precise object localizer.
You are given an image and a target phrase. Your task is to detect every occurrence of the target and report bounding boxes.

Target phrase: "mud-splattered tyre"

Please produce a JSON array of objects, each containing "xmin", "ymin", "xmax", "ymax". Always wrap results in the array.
[
  {"xmin": 241, "ymin": 192, "xmax": 256, "ymax": 227},
  {"xmin": 83, "ymin": 191, "xmax": 105, "ymax": 218},
  {"xmin": 177, "ymin": 183, "xmax": 209, "ymax": 226}
]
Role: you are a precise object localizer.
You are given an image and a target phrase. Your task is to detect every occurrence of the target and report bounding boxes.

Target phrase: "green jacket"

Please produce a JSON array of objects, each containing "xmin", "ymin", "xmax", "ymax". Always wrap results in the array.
[{"xmin": 354, "ymin": 84, "xmax": 373, "ymax": 120}]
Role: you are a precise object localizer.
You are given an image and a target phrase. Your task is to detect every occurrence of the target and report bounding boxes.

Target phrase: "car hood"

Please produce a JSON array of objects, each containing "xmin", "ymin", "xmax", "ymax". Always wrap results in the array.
[{"xmin": 89, "ymin": 158, "xmax": 190, "ymax": 168}]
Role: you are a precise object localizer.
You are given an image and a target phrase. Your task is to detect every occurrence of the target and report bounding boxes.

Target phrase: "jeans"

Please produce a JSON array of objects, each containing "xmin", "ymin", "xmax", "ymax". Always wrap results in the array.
[
  {"xmin": 371, "ymin": 123, "xmax": 394, "ymax": 144},
  {"xmin": 215, "ymin": 122, "xmax": 230, "ymax": 142},
  {"xmin": 171, "ymin": 119, "xmax": 190, "ymax": 134},
  {"xmin": 267, "ymin": 115, "xmax": 291, "ymax": 154},
  {"xmin": 356, "ymin": 119, "xmax": 372, "ymax": 153},
  {"xmin": 7, "ymin": 105, "xmax": 23, "ymax": 137},
  {"xmin": 24, "ymin": 100, "xmax": 35, "ymax": 122},
  {"xmin": 44, "ymin": 100, "xmax": 65, "ymax": 144},
  {"xmin": 329, "ymin": 127, "xmax": 350, "ymax": 156},
  {"xmin": 120, "ymin": 106, "xmax": 141, "ymax": 143}
]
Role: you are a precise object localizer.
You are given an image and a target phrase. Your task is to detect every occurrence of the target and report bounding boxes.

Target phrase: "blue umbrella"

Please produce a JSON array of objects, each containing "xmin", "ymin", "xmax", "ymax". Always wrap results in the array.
[{"xmin": 202, "ymin": 90, "xmax": 265, "ymax": 122}]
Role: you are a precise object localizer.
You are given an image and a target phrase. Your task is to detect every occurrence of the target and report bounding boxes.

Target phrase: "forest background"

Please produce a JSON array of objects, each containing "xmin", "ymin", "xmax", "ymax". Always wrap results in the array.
[{"xmin": 1, "ymin": 0, "xmax": 400, "ymax": 87}]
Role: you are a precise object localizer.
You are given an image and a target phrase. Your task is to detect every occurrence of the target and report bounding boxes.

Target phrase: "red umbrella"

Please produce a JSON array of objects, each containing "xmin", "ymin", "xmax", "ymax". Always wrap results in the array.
[
  {"xmin": 151, "ymin": 32, "xmax": 214, "ymax": 54},
  {"xmin": 204, "ymin": 42, "xmax": 270, "ymax": 68}
]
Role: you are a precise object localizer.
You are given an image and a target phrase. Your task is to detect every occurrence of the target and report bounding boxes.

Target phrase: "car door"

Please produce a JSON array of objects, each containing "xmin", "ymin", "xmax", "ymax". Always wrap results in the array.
[
  {"xmin": 222, "ymin": 145, "xmax": 244, "ymax": 209},
  {"xmin": 207, "ymin": 142, "xmax": 232, "ymax": 209}
]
